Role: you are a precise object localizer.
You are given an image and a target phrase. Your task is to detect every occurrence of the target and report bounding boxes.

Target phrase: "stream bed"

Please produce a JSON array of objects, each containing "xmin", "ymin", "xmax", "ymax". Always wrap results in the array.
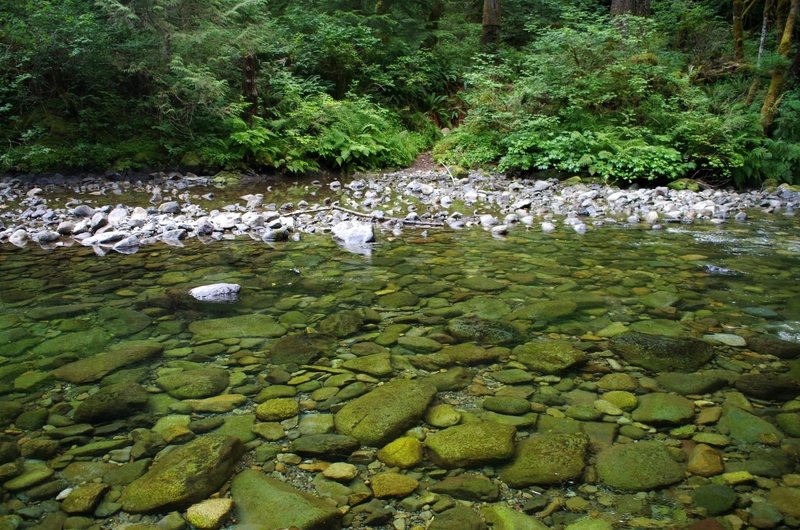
[{"xmin": 1, "ymin": 213, "xmax": 800, "ymax": 530}]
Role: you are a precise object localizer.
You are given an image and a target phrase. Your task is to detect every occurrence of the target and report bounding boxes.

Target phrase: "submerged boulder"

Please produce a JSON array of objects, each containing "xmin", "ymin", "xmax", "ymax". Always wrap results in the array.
[
  {"xmin": 156, "ymin": 367, "xmax": 229, "ymax": 399},
  {"xmin": 52, "ymin": 340, "xmax": 163, "ymax": 383},
  {"xmin": 512, "ymin": 340, "xmax": 587, "ymax": 374},
  {"xmin": 334, "ymin": 379, "xmax": 437, "ymax": 446},
  {"xmin": 120, "ymin": 435, "xmax": 244, "ymax": 513},
  {"xmin": 232, "ymin": 469, "xmax": 342, "ymax": 530},
  {"xmin": 189, "ymin": 313, "xmax": 286, "ymax": 340},
  {"xmin": 500, "ymin": 433, "xmax": 589, "ymax": 487},
  {"xmin": 74, "ymin": 382, "xmax": 149, "ymax": 423},
  {"xmin": 596, "ymin": 441, "xmax": 685, "ymax": 491},
  {"xmin": 447, "ymin": 317, "xmax": 523, "ymax": 346},
  {"xmin": 425, "ymin": 421, "xmax": 516, "ymax": 469},
  {"xmin": 610, "ymin": 332, "xmax": 714, "ymax": 372},
  {"xmin": 747, "ymin": 334, "xmax": 800, "ymax": 359}
]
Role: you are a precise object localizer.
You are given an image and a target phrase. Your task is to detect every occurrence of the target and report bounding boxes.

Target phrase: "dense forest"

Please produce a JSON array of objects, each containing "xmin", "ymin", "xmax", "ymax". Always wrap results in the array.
[{"xmin": 1, "ymin": 0, "xmax": 799, "ymax": 186}]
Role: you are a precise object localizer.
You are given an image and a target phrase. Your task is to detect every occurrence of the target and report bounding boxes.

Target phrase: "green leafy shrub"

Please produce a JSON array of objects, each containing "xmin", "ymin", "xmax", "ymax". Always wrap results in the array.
[{"xmin": 433, "ymin": 6, "xmax": 761, "ymax": 183}]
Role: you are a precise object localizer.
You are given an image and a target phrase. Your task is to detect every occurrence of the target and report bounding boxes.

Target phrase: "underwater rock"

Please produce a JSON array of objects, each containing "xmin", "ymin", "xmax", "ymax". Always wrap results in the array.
[
  {"xmin": 513, "ymin": 340, "xmax": 587, "ymax": 373},
  {"xmin": 232, "ymin": 469, "xmax": 342, "ymax": 530},
  {"xmin": 334, "ymin": 378, "xmax": 436, "ymax": 446},
  {"xmin": 189, "ymin": 283, "xmax": 240, "ymax": 302},
  {"xmin": 610, "ymin": 332, "xmax": 714, "ymax": 372},
  {"xmin": 596, "ymin": 441, "xmax": 685, "ymax": 491},
  {"xmin": 426, "ymin": 421, "xmax": 516, "ymax": 469},
  {"xmin": 500, "ymin": 433, "xmax": 590, "ymax": 487},
  {"xmin": 120, "ymin": 435, "xmax": 244, "ymax": 513},
  {"xmin": 447, "ymin": 317, "xmax": 523, "ymax": 346}
]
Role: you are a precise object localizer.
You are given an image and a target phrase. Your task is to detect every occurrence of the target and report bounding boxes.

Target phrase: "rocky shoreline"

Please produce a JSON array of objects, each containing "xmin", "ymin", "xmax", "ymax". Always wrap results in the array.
[{"xmin": 1, "ymin": 169, "xmax": 799, "ymax": 252}]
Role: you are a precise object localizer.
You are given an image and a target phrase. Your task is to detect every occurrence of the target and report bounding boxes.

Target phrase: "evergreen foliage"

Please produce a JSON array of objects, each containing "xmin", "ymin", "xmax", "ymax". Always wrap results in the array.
[{"xmin": 1, "ymin": 0, "xmax": 798, "ymax": 185}]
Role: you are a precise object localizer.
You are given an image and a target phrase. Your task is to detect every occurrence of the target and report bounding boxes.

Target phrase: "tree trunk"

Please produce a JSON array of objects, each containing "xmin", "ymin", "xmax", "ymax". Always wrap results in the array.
[
  {"xmin": 757, "ymin": 0, "xmax": 775, "ymax": 66},
  {"xmin": 733, "ymin": 0, "xmax": 745, "ymax": 62},
  {"xmin": 242, "ymin": 53, "xmax": 258, "ymax": 126},
  {"xmin": 761, "ymin": 0, "xmax": 800, "ymax": 133},
  {"xmin": 375, "ymin": 0, "xmax": 389, "ymax": 15},
  {"xmin": 790, "ymin": 45, "xmax": 800, "ymax": 83},
  {"xmin": 610, "ymin": 0, "xmax": 651, "ymax": 16},
  {"xmin": 481, "ymin": 0, "xmax": 501, "ymax": 49},
  {"xmin": 776, "ymin": 0, "xmax": 789, "ymax": 45},
  {"xmin": 422, "ymin": 0, "xmax": 445, "ymax": 49}
]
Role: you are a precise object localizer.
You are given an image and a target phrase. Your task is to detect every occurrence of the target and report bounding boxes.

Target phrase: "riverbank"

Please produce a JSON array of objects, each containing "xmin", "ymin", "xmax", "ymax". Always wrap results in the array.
[{"xmin": 1, "ymin": 169, "xmax": 799, "ymax": 253}]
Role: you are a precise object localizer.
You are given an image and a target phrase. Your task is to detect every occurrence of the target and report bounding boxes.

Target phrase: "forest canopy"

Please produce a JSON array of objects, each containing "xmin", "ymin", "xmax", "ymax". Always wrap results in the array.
[{"xmin": 1, "ymin": 0, "xmax": 799, "ymax": 186}]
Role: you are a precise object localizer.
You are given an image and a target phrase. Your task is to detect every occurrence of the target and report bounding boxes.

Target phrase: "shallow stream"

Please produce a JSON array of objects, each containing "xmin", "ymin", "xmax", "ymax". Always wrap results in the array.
[{"xmin": 1, "ymin": 214, "xmax": 800, "ymax": 529}]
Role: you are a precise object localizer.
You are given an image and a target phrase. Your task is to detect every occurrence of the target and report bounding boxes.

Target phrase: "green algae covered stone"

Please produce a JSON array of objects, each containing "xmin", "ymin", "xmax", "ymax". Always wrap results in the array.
[
  {"xmin": 189, "ymin": 313, "xmax": 286, "ymax": 340},
  {"xmin": 120, "ymin": 435, "xmax": 244, "ymax": 513},
  {"xmin": 334, "ymin": 379, "xmax": 437, "ymax": 446},
  {"xmin": 232, "ymin": 469, "xmax": 342, "ymax": 530},
  {"xmin": 426, "ymin": 421, "xmax": 516, "ymax": 469},
  {"xmin": 610, "ymin": 332, "xmax": 714, "ymax": 372},
  {"xmin": 596, "ymin": 441, "xmax": 685, "ymax": 491},
  {"xmin": 500, "ymin": 433, "xmax": 589, "ymax": 487},
  {"xmin": 447, "ymin": 316, "xmax": 523, "ymax": 346},
  {"xmin": 52, "ymin": 340, "xmax": 163, "ymax": 383}
]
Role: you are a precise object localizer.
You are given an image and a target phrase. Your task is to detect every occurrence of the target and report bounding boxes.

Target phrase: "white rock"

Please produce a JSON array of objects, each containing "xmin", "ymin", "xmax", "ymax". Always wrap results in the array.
[
  {"xmin": 703, "ymin": 333, "xmax": 746, "ymax": 347},
  {"xmin": 108, "ymin": 207, "xmax": 128, "ymax": 226},
  {"xmin": 332, "ymin": 220, "xmax": 375, "ymax": 245},
  {"xmin": 479, "ymin": 214, "xmax": 497, "ymax": 227},
  {"xmin": 9, "ymin": 229, "xmax": 28, "ymax": 247},
  {"xmin": 189, "ymin": 283, "xmax": 241, "ymax": 302}
]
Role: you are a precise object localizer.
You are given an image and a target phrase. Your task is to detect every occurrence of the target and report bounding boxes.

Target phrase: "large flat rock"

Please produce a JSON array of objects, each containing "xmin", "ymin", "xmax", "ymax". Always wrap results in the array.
[
  {"xmin": 189, "ymin": 313, "xmax": 286, "ymax": 341},
  {"xmin": 596, "ymin": 441, "xmax": 685, "ymax": 491},
  {"xmin": 52, "ymin": 340, "xmax": 163, "ymax": 383},
  {"xmin": 232, "ymin": 469, "xmax": 342, "ymax": 529},
  {"xmin": 426, "ymin": 421, "xmax": 516, "ymax": 469},
  {"xmin": 610, "ymin": 332, "xmax": 714, "ymax": 372},
  {"xmin": 120, "ymin": 435, "xmax": 244, "ymax": 513},
  {"xmin": 334, "ymin": 379, "xmax": 437, "ymax": 446},
  {"xmin": 500, "ymin": 433, "xmax": 589, "ymax": 487}
]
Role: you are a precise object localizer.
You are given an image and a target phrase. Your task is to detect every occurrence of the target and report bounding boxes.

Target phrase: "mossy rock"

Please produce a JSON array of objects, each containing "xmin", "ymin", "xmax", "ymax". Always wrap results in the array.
[
  {"xmin": 500, "ymin": 433, "xmax": 589, "ymax": 487},
  {"xmin": 447, "ymin": 317, "xmax": 523, "ymax": 346},
  {"xmin": 378, "ymin": 291, "xmax": 420, "ymax": 308},
  {"xmin": 596, "ymin": 441, "xmax": 685, "ymax": 491},
  {"xmin": 452, "ymin": 297, "xmax": 512, "ymax": 320},
  {"xmin": 426, "ymin": 421, "xmax": 516, "ymax": 469},
  {"xmin": 31, "ymin": 329, "xmax": 112, "ymax": 357},
  {"xmin": 52, "ymin": 340, "xmax": 163, "ymax": 383},
  {"xmin": 377, "ymin": 437, "xmax": 424, "ymax": 469},
  {"xmin": 212, "ymin": 171, "xmax": 243, "ymax": 187},
  {"xmin": 512, "ymin": 300, "xmax": 577, "ymax": 322},
  {"xmin": 334, "ymin": 379, "xmax": 437, "ymax": 446},
  {"xmin": 189, "ymin": 314, "xmax": 286, "ymax": 341},
  {"xmin": 717, "ymin": 405, "xmax": 783, "ymax": 444},
  {"xmin": 317, "ymin": 310, "xmax": 365, "ymax": 338},
  {"xmin": 156, "ymin": 367, "xmax": 229, "ymax": 399},
  {"xmin": 74, "ymin": 382, "xmax": 149, "ymax": 423},
  {"xmin": 631, "ymin": 393, "xmax": 695, "ymax": 425},
  {"xmin": 430, "ymin": 474, "xmax": 500, "ymax": 502},
  {"xmin": 512, "ymin": 340, "xmax": 587, "ymax": 373},
  {"xmin": 668, "ymin": 178, "xmax": 701, "ymax": 192},
  {"xmin": 232, "ymin": 469, "xmax": 342, "ymax": 529},
  {"xmin": 120, "ymin": 435, "xmax": 244, "ymax": 513},
  {"xmin": 97, "ymin": 307, "xmax": 152, "ymax": 337},
  {"xmin": 269, "ymin": 333, "xmax": 333, "ymax": 365},
  {"xmin": 610, "ymin": 332, "xmax": 714, "ymax": 372}
]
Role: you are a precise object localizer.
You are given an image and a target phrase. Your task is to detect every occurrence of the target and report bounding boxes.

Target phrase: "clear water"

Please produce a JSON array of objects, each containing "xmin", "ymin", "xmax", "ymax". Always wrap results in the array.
[{"xmin": 1, "ymin": 217, "xmax": 800, "ymax": 529}]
